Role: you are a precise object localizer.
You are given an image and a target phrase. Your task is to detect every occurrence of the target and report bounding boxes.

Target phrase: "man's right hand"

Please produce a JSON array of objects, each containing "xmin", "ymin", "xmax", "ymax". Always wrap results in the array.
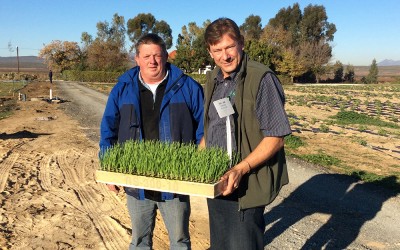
[{"xmin": 107, "ymin": 184, "xmax": 120, "ymax": 194}]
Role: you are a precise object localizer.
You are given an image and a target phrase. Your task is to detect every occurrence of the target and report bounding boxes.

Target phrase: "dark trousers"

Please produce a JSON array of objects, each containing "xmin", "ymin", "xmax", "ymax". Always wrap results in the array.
[{"xmin": 207, "ymin": 198, "xmax": 265, "ymax": 250}]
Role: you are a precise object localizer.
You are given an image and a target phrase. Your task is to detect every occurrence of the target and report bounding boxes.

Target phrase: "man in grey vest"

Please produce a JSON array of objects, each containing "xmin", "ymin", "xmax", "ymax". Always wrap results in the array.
[{"xmin": 201, "ymin": 17, "xmax": 292, "ymax": 250}]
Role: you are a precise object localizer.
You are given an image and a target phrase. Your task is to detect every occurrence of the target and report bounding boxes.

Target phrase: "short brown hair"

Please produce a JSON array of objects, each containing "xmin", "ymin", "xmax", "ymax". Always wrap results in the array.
[
  {"xmin": 135, "ymin": 33, "xmax": 167, "ymax": 56},
  {"xmin": 204, "ymin": 18, "xmax": 244, "ymax": 48}
]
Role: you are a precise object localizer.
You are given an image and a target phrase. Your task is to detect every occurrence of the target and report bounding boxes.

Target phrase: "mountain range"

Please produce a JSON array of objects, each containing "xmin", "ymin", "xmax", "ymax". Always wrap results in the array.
[
  {"xmin": 377, "ymin": 59, "xmax": 400, "ymax": 66},
  {"xmin": 1, "ymin": 56, "xmax": 400, "ymax": 68},
  {"xmin": 0, "ymin": 56, "xmax": 46, "ymax": 69}
]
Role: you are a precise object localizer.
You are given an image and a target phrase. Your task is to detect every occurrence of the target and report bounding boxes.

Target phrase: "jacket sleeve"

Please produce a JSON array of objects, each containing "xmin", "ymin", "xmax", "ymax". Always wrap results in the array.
[
  {"xmin": 190, "ymin": 80, "xmax": 205, "ymax": 144},
  {"xmin": 99, "ymin": 87, "xmax": 120, "ymax": 155}
]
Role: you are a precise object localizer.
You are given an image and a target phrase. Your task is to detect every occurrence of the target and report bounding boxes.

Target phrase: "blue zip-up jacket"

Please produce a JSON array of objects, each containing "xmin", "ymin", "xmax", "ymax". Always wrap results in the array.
[{"xmin": 99, "ymin": 63, "xmax": 204, "ymax": 200}]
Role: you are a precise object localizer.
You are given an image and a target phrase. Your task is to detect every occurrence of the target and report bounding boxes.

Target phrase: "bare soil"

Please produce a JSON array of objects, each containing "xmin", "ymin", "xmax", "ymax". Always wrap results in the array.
[
  {"xmin": 1, "ymin": 81, "xmax": 399, "ymax": 250},
  {"xmin": 0, "ymin": 82, "xmax": 210, "ymax": 249}
]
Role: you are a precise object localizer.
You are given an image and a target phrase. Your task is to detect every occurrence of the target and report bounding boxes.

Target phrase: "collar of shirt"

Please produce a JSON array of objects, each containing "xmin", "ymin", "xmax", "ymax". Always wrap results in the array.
[
  {"xmin": 139, "ymin": 70, "xmax": 169, "ymax": 90},
  {"xmin": 216, "ymin": 70, "xmax": 237, "ymax": 83},
  {"xmin": 214, "ymin": 70, "xmax": 238, "ymax": 101}
]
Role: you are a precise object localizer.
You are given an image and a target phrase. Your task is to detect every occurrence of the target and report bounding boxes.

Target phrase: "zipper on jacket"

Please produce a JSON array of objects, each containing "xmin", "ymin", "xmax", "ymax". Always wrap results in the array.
[{"xmin": 152, "ymin": 92, "xmax": 155, "ymax": 110}]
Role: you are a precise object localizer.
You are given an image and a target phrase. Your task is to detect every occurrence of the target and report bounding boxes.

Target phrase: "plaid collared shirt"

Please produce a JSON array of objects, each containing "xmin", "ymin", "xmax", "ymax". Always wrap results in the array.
[{"xmin": 206, "ymin": 70, "xmax": 291, "ymax": 152}]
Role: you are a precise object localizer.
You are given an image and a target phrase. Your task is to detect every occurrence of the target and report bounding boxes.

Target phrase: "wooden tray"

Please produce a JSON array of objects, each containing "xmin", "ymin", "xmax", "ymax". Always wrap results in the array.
[{"xmin": 95, "ymin": 170, "xmax": 224, "ymax": 198}]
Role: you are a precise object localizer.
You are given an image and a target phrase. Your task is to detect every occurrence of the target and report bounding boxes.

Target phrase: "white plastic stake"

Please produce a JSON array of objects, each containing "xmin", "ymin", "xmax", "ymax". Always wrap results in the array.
[{"xmin": 226, "ymin": 116, "xmax": 232, "ymax": 160}]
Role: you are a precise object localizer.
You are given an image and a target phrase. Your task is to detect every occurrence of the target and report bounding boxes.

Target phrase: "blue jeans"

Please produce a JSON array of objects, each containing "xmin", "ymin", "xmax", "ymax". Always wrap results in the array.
[
  {"xmin": 207, "ymin": 198, "xmax": 265, "ymax": 250},
  {"xmin": 126, "ymin": 193, "xmax": 191, "ymax": 250}
]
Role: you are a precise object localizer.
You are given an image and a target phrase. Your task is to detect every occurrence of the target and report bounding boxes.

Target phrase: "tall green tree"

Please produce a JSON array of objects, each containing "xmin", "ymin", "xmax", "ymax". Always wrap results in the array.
[
  {"xmin": 366, "ymin": 59, "xmax": 379, "ymax": 84},
  {"xmin": 174, "ymin": 21, "xmax": 211, "ymax": 73},
  {"xmin": 84, "ymin": 13, "xmax": 128, "ymax": 71},
  {"xmin": 344, "ymin": 64, "xmax": 355, "ymax": 83},
  {"xmin": 244, "ymin": 39, "xmax": 274, "ymax": 68},
  {"xmin": 81, "ymin": 32, "xmax": 93, "ymax": 50},
  {"xmin": 263, "ymin": 3, "xmax": 336, "ymax": 82},
  {"xmin": 96, "ymin": 13, "xmax": 126, "ymax": 47},
  {"xmin": 332, "ymin": 60, "xmax": 344, "ymax": 82},
  {"xmin": 267, "ymin": 3, "xmax": 302, "ymax": 47},
  {"xmin": 127, "ymin": 13, "xmax": 172, "ymax": 51},
  {"xmin": 174, "ymin": 29, "xmax": 192, "ymax": 72},
  {"xmin": 275, "ymin": 47, "xmax": 307, "ymax": 83},
  {"xmin": 300, "ymin": 4, "xmax": 336, "ymax": 43},
  {"xmin": 153, "ymin": 20, "xmax": 173, "ymax": 51},
  {"xmin": 240, "ymin": 15, "xmax": 263, "ymax": 40}
]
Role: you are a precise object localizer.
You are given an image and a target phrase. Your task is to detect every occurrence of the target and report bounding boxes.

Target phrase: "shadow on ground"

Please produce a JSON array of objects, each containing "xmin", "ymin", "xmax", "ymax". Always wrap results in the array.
[
  {"xmin": 0, "ymin": 130, "xmax": 51, "ymax": 140},
  {"xmin": 264, "ymin": 173, "xmax": 398, "ymax": 249}
]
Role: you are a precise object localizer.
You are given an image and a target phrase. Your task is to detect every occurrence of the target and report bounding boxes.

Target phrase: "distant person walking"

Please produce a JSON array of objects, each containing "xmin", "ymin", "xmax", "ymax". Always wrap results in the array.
[{"xmin": 49, "ymin": 70, "xmax": 53, "ymax": 83}]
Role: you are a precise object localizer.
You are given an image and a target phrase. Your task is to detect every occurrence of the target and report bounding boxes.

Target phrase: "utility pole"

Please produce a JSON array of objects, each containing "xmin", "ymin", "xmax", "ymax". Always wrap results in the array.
[{"xmin": 16, "ymin": 46, "xmax": 20, "ymax": 76}]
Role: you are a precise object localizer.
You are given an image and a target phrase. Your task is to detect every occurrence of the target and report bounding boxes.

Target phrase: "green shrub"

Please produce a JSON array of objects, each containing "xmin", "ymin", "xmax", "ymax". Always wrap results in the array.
[
  {"xmin": 331, "ymin": 111, "xmax": 399, "ymax": 129},
  {"xmin": 276, "ymin": 74, "xmax": 292, "ymax": 85},
  {"xmin": 310, "ymin": 117, "xmax": 317, "ymax": 125},
  {"xmin": 301, "ymin": 152, "xmax": 341, "ymax": 167},
  {"xmin": 357, "ymin": 139, "xmax": 368, "ymax": 146},
  {"xmin": 358, "ymin": 125, "xmax": 368, "ymax": 132},
  {"xmin": 378, "ymin": 128, "xmax": 388, "ymax": 136},
  {"xmin": 188, "ymin": 73, "xmax": 207, "ymax": 85},
  {"xmin": 285, "ymin": 134, "xmax": 306, "ymax": 149},
  {"xmin": 319, "ymin": 124, "xmax": 330, "ymax": 133},
  {"xmin": 350, "ymin": 171, "xmax": 399, "ymax": 190},
  {"xmin": 62, "ymin": 70, "xmax": 123, "ymax": 83}
]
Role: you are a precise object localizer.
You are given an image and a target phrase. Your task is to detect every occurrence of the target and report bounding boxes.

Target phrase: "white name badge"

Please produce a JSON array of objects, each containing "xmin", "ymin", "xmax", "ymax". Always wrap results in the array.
[{"xmin": 213, "ymin": 98, "xmax": 235, "ymax": 118}]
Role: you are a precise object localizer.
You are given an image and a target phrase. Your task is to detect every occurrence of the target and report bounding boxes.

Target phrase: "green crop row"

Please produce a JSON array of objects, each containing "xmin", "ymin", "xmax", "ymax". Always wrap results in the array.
[{"xmin": 331, "ymin": 111, "xmax": 400, "ymax": 129}]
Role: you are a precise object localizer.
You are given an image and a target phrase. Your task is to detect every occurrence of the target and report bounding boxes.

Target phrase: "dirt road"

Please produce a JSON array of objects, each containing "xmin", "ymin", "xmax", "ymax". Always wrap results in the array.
[{"xmin": 0, "ymin": 81, "xmax": 399, "ymax": 249}]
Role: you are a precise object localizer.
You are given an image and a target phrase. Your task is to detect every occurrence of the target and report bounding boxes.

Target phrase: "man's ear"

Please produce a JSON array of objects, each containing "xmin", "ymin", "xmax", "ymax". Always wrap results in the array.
[{"xmin": 207, "ymin": 49, "xmax": 213, "ymax": 59}]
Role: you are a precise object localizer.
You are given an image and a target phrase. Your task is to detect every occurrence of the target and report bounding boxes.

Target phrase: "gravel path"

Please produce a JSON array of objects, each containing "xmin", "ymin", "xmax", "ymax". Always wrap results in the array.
[{"xmin": 56, "ymin": 81, "xmax": 400, "ymax": 250}]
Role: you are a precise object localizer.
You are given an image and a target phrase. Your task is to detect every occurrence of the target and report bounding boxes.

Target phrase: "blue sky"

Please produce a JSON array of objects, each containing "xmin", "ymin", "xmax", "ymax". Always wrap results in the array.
[{"xmin": 1, "ymin": 0, "xmax": 399, "ymax": 66}]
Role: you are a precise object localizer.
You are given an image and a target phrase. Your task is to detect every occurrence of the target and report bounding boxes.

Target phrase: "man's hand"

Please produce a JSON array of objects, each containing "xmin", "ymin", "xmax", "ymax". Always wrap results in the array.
[
  {"xmin": 219, "ymin": 162, "xmax": 249, "ymax": 196},
  {"xmin": 219, "ymin": 137, "xmax": 285, "ymax": 196},
  {"xmin": 107, "ymin": 184, "xmax": 120, "ymax": 194}
]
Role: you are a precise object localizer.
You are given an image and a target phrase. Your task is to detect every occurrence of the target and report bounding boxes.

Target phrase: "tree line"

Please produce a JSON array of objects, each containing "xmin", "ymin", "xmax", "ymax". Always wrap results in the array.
[{"xmin": 38, "ymin": 3, "xmax": 379, "ymax": 84}]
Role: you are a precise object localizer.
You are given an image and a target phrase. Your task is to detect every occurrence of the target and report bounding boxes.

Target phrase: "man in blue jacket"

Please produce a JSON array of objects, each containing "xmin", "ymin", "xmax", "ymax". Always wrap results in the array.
[{"xmin": 99, "ymin": 33, "xmax": 204, "ymax": 250}]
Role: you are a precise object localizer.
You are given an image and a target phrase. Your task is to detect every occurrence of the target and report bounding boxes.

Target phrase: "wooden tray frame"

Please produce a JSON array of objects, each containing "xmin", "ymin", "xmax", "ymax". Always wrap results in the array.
[{"xmin": 95, "ymin": 170, "xmax": 224, "ymax": 198}]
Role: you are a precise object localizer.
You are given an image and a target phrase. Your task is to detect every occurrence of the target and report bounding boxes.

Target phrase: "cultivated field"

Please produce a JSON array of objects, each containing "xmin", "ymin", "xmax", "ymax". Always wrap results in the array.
[{"xmin": 284, "ymin": 83, "xmax": 400, "ymax": 188}]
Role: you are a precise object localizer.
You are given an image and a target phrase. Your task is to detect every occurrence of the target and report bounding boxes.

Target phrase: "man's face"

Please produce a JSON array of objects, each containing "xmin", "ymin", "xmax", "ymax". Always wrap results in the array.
[
  {"xmin": 135, "ymin": 44, "xmax": 167, "ymax": 83},
  {"xmin": 208, "ymin": 34, "xmax": 243, "ymax": 78}
]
